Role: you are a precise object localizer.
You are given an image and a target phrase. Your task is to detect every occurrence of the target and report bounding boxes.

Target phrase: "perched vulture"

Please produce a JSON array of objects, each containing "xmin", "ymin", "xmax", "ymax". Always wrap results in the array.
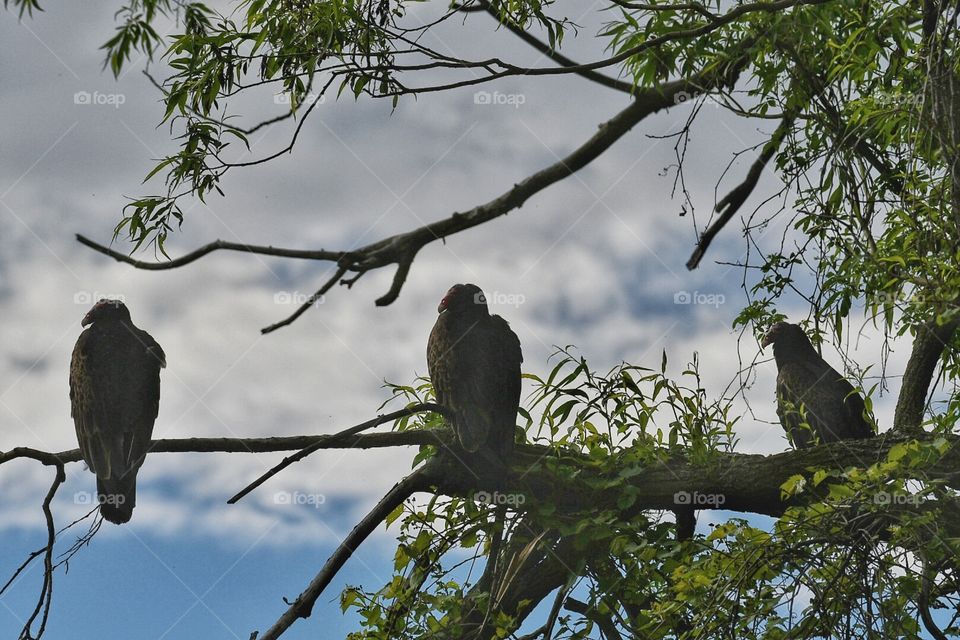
[
  {"xmin": 70, "ymin": 299, "xmax": 165, "ymax": 524},
  {"xmin": 427, "ymin": 284, "xmax": 523, "ymax": 457},
  {"xmin": 763, "ymin": 322, "xmax": 873, "ymax": 449}
]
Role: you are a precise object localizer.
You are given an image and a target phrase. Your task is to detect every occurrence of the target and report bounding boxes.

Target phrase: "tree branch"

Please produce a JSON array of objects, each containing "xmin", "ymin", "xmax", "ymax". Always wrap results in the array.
[
  {"xmin": 17, "ymin": 463, "xmax": 66, "ymax": 640},
  {"xmin": 893, "ymin": 315, "xmax": 960, "ymax": 433},
  {"xmin": 5, "ymin": 432, "xmax": 959, "ymax": 510},
  {"xmin": 78, "ymin": 64, "xmax": 748, "ymax": 328},
  {"xmin": 686, "ymin": 112, "xmax": 795, "ymax": 269},
  {"xmin": 565, "ymin": 597, "xmax": 625, "ymax": 640},
  {"xmin": 256, "ymin": 460, "xmax": 438, "ymax": 640},
  {"xmin": 475, "ymin": 0, "xmax": 636, "ymax": 95},
  {"xmin": 228, "ymin": 402, "xmax": 448, "ymax": 503}
]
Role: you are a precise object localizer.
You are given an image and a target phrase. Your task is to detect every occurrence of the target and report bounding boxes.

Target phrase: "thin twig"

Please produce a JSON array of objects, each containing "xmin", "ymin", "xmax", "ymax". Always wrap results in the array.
[{"xmin": 228, "ymin": 402, "xmax": 448, "ymax": 503}]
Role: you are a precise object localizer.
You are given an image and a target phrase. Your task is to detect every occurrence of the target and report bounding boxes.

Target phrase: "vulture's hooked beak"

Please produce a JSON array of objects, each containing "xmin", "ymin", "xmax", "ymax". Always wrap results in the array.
[{"xmin": 80, "ymin": 314, "xmax": 94, "ymax": 327}]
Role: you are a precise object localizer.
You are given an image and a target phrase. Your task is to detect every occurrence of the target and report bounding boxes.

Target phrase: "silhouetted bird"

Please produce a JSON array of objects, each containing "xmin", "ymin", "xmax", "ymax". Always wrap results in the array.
[
  {"xmin": 763, "ymin": 322, "xmax": 873, "ymax": 449},
  {"xmin": 427, "ymin": 284, "xmax": 522, "ymax": 457},
  {"xmin": 70, "ymin": 299, "xmax": 164, "ymax": 523}
]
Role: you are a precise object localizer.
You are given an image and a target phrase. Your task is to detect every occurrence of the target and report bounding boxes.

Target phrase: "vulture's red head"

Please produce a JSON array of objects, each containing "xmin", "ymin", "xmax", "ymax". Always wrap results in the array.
[
  {"xmin": 762, "ymin": 321, "xmax": 812, "ymax": 350},
  {"xmin": 437, "ymin": 283, "xmax": 488, "ymax": 315},
  {"xmin": 81, "ymin": 298, "xmax": 131, "ymax": 327}
]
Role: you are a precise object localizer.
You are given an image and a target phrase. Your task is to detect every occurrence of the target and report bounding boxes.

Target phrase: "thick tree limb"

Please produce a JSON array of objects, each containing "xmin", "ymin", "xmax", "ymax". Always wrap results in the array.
[
  {"xmin": 893, "ymin": 316, "xmax": 960, "ymax": 433},
  {"xmin": 78, "ymin": 62, "xmax": 747, "ymax": 328},
  {"xmin": 5, "ymin": 432, "xmax": 959, "ymax": 512},
  {"xmin": 6, "ymin": 427, "xmax": 959, "ymax": 639}
]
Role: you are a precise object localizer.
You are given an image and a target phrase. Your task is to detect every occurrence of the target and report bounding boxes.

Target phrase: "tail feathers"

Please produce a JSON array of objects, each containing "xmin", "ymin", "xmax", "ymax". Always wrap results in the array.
[
  {"xmin": 96, "ymin": 474, "xmax": 136, "ymax": 524},
  {"xmin": 456, "ymin": 411, "xmax": 488, "ymax": 452}
]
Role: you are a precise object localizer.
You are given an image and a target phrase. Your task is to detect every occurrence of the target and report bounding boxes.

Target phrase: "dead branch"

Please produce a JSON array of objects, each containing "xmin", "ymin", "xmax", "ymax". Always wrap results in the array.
[{"xmin": 19, "ymin": 463, "xmax": 65, "ymax": 640}]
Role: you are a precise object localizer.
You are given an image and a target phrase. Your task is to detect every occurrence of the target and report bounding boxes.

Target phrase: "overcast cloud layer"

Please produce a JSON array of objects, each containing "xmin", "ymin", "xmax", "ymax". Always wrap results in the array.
[{"xmin": 0, "ymin": 2, "xmax": 918, "ymax": 638}]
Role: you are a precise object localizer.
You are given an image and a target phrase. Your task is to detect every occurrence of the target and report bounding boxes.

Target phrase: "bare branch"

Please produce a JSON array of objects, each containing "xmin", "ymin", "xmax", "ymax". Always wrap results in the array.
[
  {"xmin": 79, "ymin": 65, "xmax": 747, "ymax": 328},
  {"xmin": 686, "ymin": 113, "xmax": 795, "ymax": 269},
  {"xmin": 228, "ymin": 402, "xmax": 448, "ymax": 503},
  {"xmin": 0, "ymin": 430, "xmax": 449, "ymax": 468},
  {"xmin": 19, "ymin": 463, "xmax": 65, "ymax": 640},
  {"xmin": 256, "ymin": 460, "xmax": 438, "ymax": 640},
  {"xmin": 260, "ymin": 266, "xmax": 347, "ymax": 334},
  {"xmin": 75, "ymin": 233, "xmax": 344, "ymax": 269}
]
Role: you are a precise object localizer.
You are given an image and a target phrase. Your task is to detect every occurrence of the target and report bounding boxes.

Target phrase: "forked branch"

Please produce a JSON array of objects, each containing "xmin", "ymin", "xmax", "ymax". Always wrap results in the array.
[{"xmin": 78, "ymin": 61, "xmax": 749, "ymax": 331}]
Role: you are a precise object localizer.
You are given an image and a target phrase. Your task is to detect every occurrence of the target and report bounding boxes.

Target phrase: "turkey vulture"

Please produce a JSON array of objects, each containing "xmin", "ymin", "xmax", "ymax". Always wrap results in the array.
[
  {"xmin": 762, "ymin": 322, "xmax": 873, "ymax": 449},
  {"xmin": 427, "ymin": 284, "xmax": 523, "ymax": 457},
  {"xmin": 70, "ymin": 299, "xmax": 165, "ymax": 524}
]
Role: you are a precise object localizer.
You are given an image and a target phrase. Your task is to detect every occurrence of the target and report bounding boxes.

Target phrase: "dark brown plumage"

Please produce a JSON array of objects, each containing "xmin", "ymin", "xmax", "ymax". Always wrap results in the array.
[
  {"xmin": 763, "ymin": 322, "xmax": 873, "ymax": 449},
  {"xmin": 427, "ymin": 284, "xmax": 523, "ymax": 457},
  {"xmin": 70, "ymin": 299, "xmax": 165, "ymax": 524}
]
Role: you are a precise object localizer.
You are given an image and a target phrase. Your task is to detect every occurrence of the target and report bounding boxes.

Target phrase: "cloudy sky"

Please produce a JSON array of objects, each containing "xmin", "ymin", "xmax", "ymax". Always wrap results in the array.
[{"xmin": 0, "ymin": 2, "xmax": 916, "ymax": 638}]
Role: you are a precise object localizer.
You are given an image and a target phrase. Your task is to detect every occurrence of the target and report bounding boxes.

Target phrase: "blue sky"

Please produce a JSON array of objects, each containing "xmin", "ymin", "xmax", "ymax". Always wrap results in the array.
[{"xmin": 0, "ymin": 2, "xmax": 919, "ymax": 638}]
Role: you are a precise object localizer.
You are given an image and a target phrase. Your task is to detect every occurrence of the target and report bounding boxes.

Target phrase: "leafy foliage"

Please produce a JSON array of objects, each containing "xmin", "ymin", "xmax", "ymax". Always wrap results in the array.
[{"xmin": 361, "ymin": 352, "xmax": 959, "ymax": 638}]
